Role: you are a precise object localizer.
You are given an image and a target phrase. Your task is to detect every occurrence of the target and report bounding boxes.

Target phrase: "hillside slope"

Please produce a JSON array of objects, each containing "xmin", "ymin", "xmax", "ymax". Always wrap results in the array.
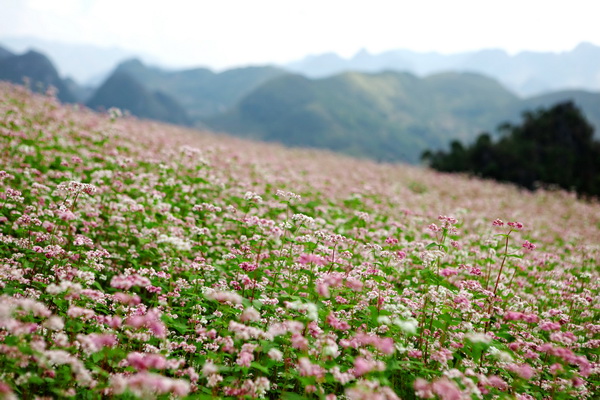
[
  {"xmin": 86, "ymin": 71, "xmax": 191, "ymax": 126},
  {"xmin": 0, "ymin": 82, "xmax": 598, "ymax": 399}
]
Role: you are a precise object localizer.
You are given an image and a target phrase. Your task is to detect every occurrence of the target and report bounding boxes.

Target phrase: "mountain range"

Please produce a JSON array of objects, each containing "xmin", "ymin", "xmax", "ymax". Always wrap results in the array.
[
  {"xmin": 0, "ymin": 36, "xmax": 160, "ymax": 85},
  {"xmin": 0, "ymin": 49, "xmax": 77, "ymax": 103},
  {"xmin": 0, "ymin": 42, "xmax": 599, "ymax": 164},
  {"xmin": 287, "ymin": 43, "xmax": 600, "ymax": 97}
]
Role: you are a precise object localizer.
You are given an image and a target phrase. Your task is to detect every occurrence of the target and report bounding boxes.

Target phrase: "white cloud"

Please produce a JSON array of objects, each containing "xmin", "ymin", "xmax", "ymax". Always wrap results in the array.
[{"xmin": 2, "ymin": 0, "xmax": 599, "ymax": 68}]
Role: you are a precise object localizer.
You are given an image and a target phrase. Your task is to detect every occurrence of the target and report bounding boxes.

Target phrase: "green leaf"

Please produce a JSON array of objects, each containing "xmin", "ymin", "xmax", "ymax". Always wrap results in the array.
[
  {"xmin": 250, "ymin": 362, "xmax": 269, "ymax": 374},
  {"xmin": 282, "ymin": 392, "xmax": 310, "ymax": 400},
  {"xmin": 92, "ymin": 351, "xmax": 104, "ymax": 363}
]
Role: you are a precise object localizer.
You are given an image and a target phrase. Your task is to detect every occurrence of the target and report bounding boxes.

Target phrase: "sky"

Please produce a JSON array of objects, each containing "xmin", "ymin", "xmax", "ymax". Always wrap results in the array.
[{"xmin": 1, "ymin": 0, "xmax": 599, "ymax": 70}]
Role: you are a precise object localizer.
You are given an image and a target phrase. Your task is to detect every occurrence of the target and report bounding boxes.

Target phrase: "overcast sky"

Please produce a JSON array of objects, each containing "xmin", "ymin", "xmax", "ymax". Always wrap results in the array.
[{"xmin": 2, "ymin": 0, "xmax": 598, "ymax": 69}]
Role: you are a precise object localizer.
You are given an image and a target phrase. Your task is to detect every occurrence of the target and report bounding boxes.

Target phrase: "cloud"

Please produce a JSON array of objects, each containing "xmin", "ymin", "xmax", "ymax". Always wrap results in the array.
[{"xmin": 1, "ymin": 0, "xmax": 599, "ymax": 68}]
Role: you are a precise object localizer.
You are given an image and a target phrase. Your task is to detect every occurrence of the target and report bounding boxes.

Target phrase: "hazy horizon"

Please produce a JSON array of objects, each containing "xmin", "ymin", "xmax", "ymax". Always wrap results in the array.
[{"xmin": 2, "ymin": 0, "xmax": 599, "ymax": 71}]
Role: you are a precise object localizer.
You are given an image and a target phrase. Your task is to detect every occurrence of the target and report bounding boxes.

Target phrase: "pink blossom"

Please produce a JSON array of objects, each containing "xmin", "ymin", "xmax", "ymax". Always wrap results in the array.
[
  {"xmin": 236, "ymin": 351, "xmax": 254, "ymax": 367},
  {"xmin": 326, "ymin": 313, "xmax": 350, "ymax": 331},
  {"xmin": 414, "ymin": 378, "xmax": 434, "ymax": 398},
  {"xmin": 297, "ymin": 357, "xmax": 325, "ymax": 379},
  {"xmin": 240, "ymin": 307, "xmax": 261, "ymax": 323},
  {"xmin": 507, "ymin": 221, "xmax": 524, "ymax": 229},
  {"xmin": 522, "ymin": 240, "xmax": 536, "ymax": 250},
  {"xmin": 297, "ymin": 253, "xmax": 326, "ymax": 265},
  {"xmin": 440, "ymin": 268, "xmax": 458, "ymax": 277},
  {"xmin": 239, "ymin": 262, "xmax": 257, "ymax": 272},
  {"xmin": 407, "ymin": 350, "xmax": 422, "ymax": 358},
  {"xmin": 111, "ymin": 372, "xmax": 190, "ymax": 397},
  {"xmin": 431, "ymin": 377, "xmax": 463, "ymax": 400},
  {"xmin": 430, "ymin": 348, "xmax": 454, "ymax": 364},
  {"xmin": 291, "ymin": 333, "xmax": 309, "ymax": 350},
  {"xmin": 504, "ymin": 311, "xmax": 523, "ymax": 321},
  {"xmin": 539, "ymin": 321, "xmax": 561, "ymax": 331},
  {"xmin": 206, "ymin": 290, "xmax": 243, "ymax": 304},
  {"xmin": 492, "ymin": 218, "xmax": 504, "ymax": 226},
  {"xmin": 345, "ymin": 277, "xmax": 364, "ymax": 291},
  {"xmin": 508, "ymin": 363, "xmax": 536, "ymax": 380},
  {"xmin": 486, "ymin": 375, "xmax": 508, "ymax": 391},
  {"xmin": 352, "ymin": 357, "xmax": 374, "ymax": 377},
  {"xmin": 316, "ymin": 282, "xmax": 330, "ymax": 297},
  {"xmin": 127, "ymin": 352, "xmax": 167, "ymax": 371}
]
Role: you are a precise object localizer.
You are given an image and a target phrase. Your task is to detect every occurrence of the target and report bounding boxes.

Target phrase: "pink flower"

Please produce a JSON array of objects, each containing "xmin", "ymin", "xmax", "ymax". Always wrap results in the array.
[
  {"xmin": 291, "ymin": 333, "xmax": 309, "ymax": 350},
  {"xmin": 239, "ymin": 262, "xmax": 257, "ymax": 272},
  {"xmin": 428, "ymin": 223, "xmax": 440, "ymax": 232},
  {"xmin": 297, "ymin": 357, "xmax": 325, "ymax": 379},
  {"xmin": 504, "ymin": 311, "xmax": 523, "ymax": 321},
  {"xmin": 492, "ymin": 218, "xmax": 504, "ymax": 227},
  {"xmin": 236, "ymin": 351, "xmax": 254, "ymax": 367},
  {"xmin": 345, "ymin": 278, "xmax": 364, "ymax": 291},
  {"xmin": 352, "ymin": 357, "xmax": 374, "ymax": 377},
  {"xmin": 206, "ymin": 290, "xmax": 243, "ymax": 304},
  {"xmin": 316, "ymin": 282, "xmax": 330, "ymax": 297},
  {"xmin": 507, "ymin": 221, "xmax": 524, "ymax": 229},
  {"xmin": 385, "ymin": 237, "xmax": 399, "ymax": 245},
  {"xmin": 440, "ymin": 268, "xmax": 458, "ymax": 277},
  {"xmin": 430, "ymin": 348, "xmax": 453, "ymax": 364},
  {"xmin": 127, "ymin": 352, "xmax": 167, "ymax": 371},
  {"xmin": 539, "ymin": 321, "xmax": 561, "ymax": 331},
  {"xmin": 487, "ymin": 375, "xmax": 508, "ymax": 391},
  {"xmin": 240, "ymin": 307, "xmax": 261, "ymax": 323},
  {"xmin": 509, "ymin": 363, "xmax": 536, "ymax": 380},
  {"xmin": 297, "ymin": 253, "xmax": 326, "ymax": 265},
  {"xmin": 522, "ymin": 240, "xmax": 536, "ymax": 250},
  {"xmin": 407, "ymin": 350, "xmax": 422, "ymax": 358},
  {"xmin": 414, "ymin": 378, "xmax": 434, "ymax": 398},
  {"xmin": 326, "ymin": 313, "xmax": 350, "ymax": 331},
  {"xmin": 431, "ymin": 377, "xmax": 463, "ymax": 400}
]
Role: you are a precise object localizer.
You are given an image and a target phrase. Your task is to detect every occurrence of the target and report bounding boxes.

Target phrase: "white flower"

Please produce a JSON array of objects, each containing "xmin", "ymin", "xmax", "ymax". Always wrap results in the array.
[
  {"xmin": 394, "ymin": 318, "xmax": 418, "ymax": 335},
  {"xmin": 465, "ymin": 332, "xmax": 491, "ymax": 344}
]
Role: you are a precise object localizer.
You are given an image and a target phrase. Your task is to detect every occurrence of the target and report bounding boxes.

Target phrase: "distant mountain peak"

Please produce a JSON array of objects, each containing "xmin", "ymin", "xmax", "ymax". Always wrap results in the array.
[
  {"xmin": 0, "ymin": 48, "xmax": 77, "ymax": 102},
  {"xmin": 286, "ymin": 42, "xmax": 600, "ymax": 96}
]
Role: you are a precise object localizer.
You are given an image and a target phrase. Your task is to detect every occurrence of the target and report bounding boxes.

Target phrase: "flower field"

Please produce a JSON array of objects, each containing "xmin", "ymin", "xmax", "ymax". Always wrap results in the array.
[{"xmin": 0, "ymin": 82, "xmax": 599, "ymax": 399}]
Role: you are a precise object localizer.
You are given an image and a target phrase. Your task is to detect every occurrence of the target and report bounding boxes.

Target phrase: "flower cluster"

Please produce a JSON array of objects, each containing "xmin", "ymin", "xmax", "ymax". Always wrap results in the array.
[{"xmin": 0, "ymin": 83, "xmax": 598, "ymax": 399}]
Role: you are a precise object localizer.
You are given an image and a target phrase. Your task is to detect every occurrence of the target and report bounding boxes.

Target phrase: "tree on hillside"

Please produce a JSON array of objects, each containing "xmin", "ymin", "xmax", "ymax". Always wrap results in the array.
[{"xmin": 422, "ymin": 101, "xmax": 600, "ymax": 197}]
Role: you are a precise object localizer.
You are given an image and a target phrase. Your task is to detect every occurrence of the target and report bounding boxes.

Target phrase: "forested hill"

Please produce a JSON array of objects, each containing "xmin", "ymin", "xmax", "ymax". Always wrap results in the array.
[{"xmin": 206, "ymin": 71, "xmax": 600, "ymax": 164}]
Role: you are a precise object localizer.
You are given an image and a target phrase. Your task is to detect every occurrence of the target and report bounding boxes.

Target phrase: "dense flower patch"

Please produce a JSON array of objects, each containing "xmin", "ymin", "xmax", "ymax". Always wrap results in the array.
[{"xmin": 0, "ymin": 82, "xmax": 599, "ymax": 399}]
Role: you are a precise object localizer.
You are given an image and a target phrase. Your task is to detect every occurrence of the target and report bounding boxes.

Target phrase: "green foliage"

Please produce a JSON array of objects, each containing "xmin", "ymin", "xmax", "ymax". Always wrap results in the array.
[{"xmin": 423, "ymin": 101, "xmax": 600, "ymax": 197}]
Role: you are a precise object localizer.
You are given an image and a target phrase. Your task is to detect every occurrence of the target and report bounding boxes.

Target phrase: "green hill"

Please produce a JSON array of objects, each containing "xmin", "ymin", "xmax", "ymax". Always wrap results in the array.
[
  {"xmin": 86, "ymin": 71, "xmax": 191, "ymax": 126},
  {"xmin": 207, "ymin": 71, "xmax": 600, "ymax": 164},
  {"xmin": 114, "ymin": 59, "xmax": 286, "ymax": 122},
  {"xmin": 0, "ymin": 50, "xmax": 77, "ymax": 103},
  {"xmin": 206, "ymin": 71, "xmax": 520, "ymax": 163}
]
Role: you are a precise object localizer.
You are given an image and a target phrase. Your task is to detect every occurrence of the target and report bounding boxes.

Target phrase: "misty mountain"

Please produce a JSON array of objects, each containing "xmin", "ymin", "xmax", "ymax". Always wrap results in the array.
[
  {"xmin": 0, "ymin": 49, "xmax": 77, "ymax": 103},
  {"xmin": 206, "ymin": 71, "xmax": 521, "ymax": 163},
  {"xmin": 0, "ymin": 46, "xmax": 14, "ymax": 59},
  {"xmin": 206, "ymin": 71, "xmax": 600, "ymax": 164},
  {"xmin": 0, "ymin": 37, "xmax": 160, "ymax": 85},
  {"xmin": 86, "ymin": 71, "xmax": 191, "ymax": 126},
  {"xmin": 287, "ymin": 43, "xmax": 600, "ymax": 96},
  {"xmin": 114, "ymin": 59, "xmax": 286, "ymax": 121},
  {"xmin": 2, "ymin": 47, "xmax": 599, "ymax": 167},
  {"xmin": 514, "ymin": 90, "xmax": 600, "ymax": 135}
]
